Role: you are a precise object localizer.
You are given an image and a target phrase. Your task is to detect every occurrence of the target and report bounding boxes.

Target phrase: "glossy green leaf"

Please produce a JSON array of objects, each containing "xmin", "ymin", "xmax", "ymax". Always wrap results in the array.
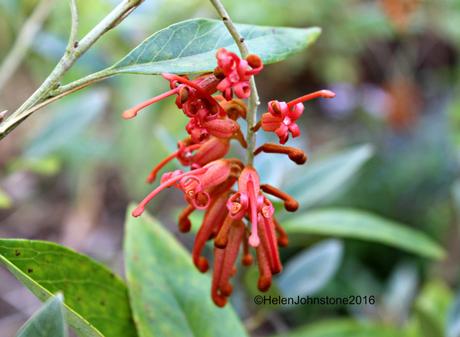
[
  {"xmin": 0, "ymin": 239, "xmax": 136, "ymax": 337},
  {"xmin": 124, "ymin": 205, "xmax": 248, "ymax": 337},
  {"xmin": 283, "ymin": 208, "xmax": 445, "ymax": 259},
  {"xmin": 16, "ymin": 294, "xmax": 68, "ymax": 337},
  {"xmin": 111, "ymin": 18, "xmax": 321, "ymax": 75},
  {"xmin": 272, "ymin": 319, "xmax": 401, "ymax": 337},
  {"xmin": 277, "ymin": 240, "xmax": 343, "ymax": 298},
  {"xmin": 282, "ymin": 144, "xmax": 373, "ymax": 208}
]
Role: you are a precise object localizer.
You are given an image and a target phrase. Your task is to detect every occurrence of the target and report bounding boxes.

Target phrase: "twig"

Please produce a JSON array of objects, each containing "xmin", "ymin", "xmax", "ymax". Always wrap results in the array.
[
  {"xmin": 51, "ymin": 67, "xmax": 115, "ymax": 96},
  {"xmin": 2, "ymin": 81, "xmax": 97, "ymax": 139},
  {"xmin": 209, "ymin": 0, "xmax": 260, "ymax": 166},
  {"xmin": 0, "ymin": 0, "xmax": 143, "ymax": 140},
  {"xmin": 0, "ymin": 0, "xmax": 55, "ymax": 92},
  {"xmin": 66, "ymin": 0, "xmax": 79, "ymax": 52}
]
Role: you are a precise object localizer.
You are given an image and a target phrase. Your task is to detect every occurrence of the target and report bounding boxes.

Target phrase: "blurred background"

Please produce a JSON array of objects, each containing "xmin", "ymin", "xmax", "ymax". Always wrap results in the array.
[{"xmin": 1, "ymin": 0, "xmax": 460, "ymax": 336}]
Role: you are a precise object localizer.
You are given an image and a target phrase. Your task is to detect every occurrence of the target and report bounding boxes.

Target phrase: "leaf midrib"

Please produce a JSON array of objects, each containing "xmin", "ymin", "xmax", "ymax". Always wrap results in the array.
[{"xmin": 113, "ymin": 19, "xmax": 318, "ymax": 70}]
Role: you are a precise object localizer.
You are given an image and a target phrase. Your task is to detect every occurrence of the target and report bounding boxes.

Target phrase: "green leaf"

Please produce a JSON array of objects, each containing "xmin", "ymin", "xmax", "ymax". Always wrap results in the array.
[
  {"xmin": 111, "ymin": 18, "xmax": 321, "ymax": 75},
  {"xmin": 282, "ymin": 144, "xmax": 373, "ymax": 208},
  {"xmin": 277, "ymin": 240, "xmax": 343, "ymax": 298},
  {"xmin": 124, "ymin": 204, "xmax": 248, "ymax": 337},
  {"xmin": 413, "ymin": 280, "xmax": 452, "ymax": 337},
  {"xmin": 272, "ymin": 319, "xmax": 401, "ymax": 337},
  {"xmin": 283, "ymin": 208, "xmax": 445, "ymax": 259},
  {"xmin": 16, "ymin": 294, "xmax": 68, "ymax": 337},
  {"xmin": 0, "ymin": 239, "xmax": 137, "ymax": 337}
]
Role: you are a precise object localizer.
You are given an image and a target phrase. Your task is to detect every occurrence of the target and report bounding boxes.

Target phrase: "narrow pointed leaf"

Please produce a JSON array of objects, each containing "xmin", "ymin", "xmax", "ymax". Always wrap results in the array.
[
  {"xmin": 124, "ymin": 205, "xmax": 248, "ymax": 337},
  {"xmin": 16, "ymin": 295, "xmax": 67, "ymax": 337},
  {"xmin": 282, "ymin": 144, "xmax": 373, "ymax": 208},
  {"xmin": 0, "ymin": 239, "xmax": 136, "ymax": 337},
  {"xmin": 277, "ymin": 240, "xmax": 343, "ymax": 298},
  {"xmin": 111, "ymin": 18, "xmax": 321, "ymax": 75},
  {"xmin": 283, "ymin": 208, "xmax": 445, "ymax": 259}
]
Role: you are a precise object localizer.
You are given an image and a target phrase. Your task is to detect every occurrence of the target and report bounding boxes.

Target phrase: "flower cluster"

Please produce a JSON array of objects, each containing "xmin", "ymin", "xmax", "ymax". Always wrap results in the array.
[{"xmin": 124, "ymin": 48, "xmax": 335, "ymax": 307}]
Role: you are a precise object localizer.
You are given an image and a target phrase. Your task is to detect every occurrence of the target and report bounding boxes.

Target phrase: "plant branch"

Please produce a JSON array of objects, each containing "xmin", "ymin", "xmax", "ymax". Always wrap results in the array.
[
  {"xmin": 0, "ymin": 0, "xmax": 55, "ymax": 92},
  {"xmin": 0, "ymin": 0, "xmax": 143, "ymax": 140},
  {"xmin": 51, "ymin": 69, "xmax": 115, "ymax": 96},
  {"xmin": 209, "ymin": 0, "xmax": 260, "ymax": 166},
  {"xmin": 0, "ymin": 82, "xmax": 91, "ymax": 139},
  {"xmin": 66, "ymin": 0, "xmax": 79, "ymax": 52}
]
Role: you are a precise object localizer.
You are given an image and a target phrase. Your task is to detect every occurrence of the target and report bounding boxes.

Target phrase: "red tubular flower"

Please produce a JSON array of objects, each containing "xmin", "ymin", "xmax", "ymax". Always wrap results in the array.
[
  {"xmin": 188, "ymin": 137, "xmax": 230, "ymax": 168},
  {"xmin": 145, "ymin": 142, "xmax": 201, "ymax": 184},
  {"xmin": 122, "ymin": 73, "xmax": 221, "ymax": 120},
  {"xmin": 215, "ymin": 48, "xmax": 263, "ymax": 100},
  {"xmin": 192, "ymin": 191, "xmax": 230, "ymax": 273},
  {"xmin": 251, "ymin": 204, "xmax": 285, "ymax": 292},
  {"xmin": 202, "ymin": 118, "xmax": 240, "ymax": 139},
  {"xmin": 163, "ymin": 73, "xmax": 226, "ymax": 118},
  {"xmin": 255, "ymin": 238, "xmax": 273, "ymax": 292},
  {"xmin": 211, "ymin": 220, "xmax": 245, "ymax": 307},
  {"xmin": 146, "ymin": 135, "xmax": 237, "ymax": 184},
  {"xmin": 122, "ymin": 71, "xmax": 239, "ymax": 143},
  {"xmin": 261, "ymin": 90, "xmax": 336, "ymax": 144},
  {"xmin": 258, "ymin": 211, "xmax": 282, "ymax": 275},
  {"xmin": 225, "ymin": 167, "xmax": 283, "ymax": 253},
  {"xmin": 132, "ymin": 159, "xmax": 233, "ymax": 217},
  {"xmin": 226, "ymin": 167, "xmax": 262, "ymax": 247}
]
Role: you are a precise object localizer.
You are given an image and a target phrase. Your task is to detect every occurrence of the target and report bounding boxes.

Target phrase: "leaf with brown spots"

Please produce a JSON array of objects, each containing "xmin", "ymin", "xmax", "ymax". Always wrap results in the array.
[{"xmin": 0, "ymin": 239, "xmax": 137, "ymax": 337}]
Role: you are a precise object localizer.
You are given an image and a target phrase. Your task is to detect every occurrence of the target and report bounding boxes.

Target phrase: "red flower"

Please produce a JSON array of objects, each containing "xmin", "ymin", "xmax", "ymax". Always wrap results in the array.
[
  {"xmin": 261, "ymin": 90, "xmax": 336, "ymax": 144},
  {"xmin": 226, "ymin": 167, "xmax": 281, "ymax": 258},
  {"xmin": 215, "ymin": 48, "xmax": 263, "ymax": 100},
  {"xmin": 132, "ymin": 159, "xmax": 235, "ymax": 216},
  {"xmin": 226, "ymin": 167, "xmax": 263, "ymax": 246}
]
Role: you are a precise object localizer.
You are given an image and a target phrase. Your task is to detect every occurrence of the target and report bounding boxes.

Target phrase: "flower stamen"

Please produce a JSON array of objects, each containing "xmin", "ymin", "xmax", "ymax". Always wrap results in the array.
[{"xmin": 122, "ymin": 87, "xmax": 180, "ymax": 119}]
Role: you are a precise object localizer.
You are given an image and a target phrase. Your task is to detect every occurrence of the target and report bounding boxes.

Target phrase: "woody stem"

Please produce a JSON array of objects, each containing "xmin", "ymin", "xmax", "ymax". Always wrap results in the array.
[
  {"xmin": 0, "ymin": 0, "xmax": 144, "ymax": 140},
  {"xmin": 209, "ymin": 0, "xmax": 260, "ymax": 166}
]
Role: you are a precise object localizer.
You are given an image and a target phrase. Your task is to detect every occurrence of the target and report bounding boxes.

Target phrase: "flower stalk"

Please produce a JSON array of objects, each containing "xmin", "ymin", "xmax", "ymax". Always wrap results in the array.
[{"xmin": 209, "ymin": 0, "xmax": 260, "ymax": 166}]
